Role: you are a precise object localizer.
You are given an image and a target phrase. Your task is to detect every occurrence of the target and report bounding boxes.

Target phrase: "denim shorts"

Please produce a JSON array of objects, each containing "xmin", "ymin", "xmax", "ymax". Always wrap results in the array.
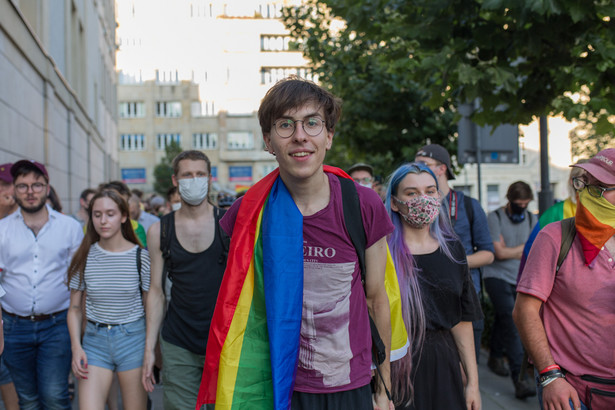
[{"xmin": 82, "ymin": 317, "xmax": 145, "ymax": 372}]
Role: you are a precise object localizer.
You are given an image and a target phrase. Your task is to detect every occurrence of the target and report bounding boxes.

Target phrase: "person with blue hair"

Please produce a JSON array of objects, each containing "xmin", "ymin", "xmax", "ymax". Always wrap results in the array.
[{"xmin": 385, "ymin": 162, "xmax": 483, "ymax": 410}]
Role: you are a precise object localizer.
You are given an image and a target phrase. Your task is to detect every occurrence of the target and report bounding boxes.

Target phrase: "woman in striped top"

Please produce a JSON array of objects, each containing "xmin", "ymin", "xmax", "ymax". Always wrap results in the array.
[{"xmin": 67, "ymin": 189, "xmax": 150, "ymax": 410}]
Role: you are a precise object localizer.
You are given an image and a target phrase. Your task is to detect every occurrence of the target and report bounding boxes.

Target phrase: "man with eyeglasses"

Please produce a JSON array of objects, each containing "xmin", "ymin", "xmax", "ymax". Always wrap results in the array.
[
  {"xmin": 197, "ymin": 78, "xmax": 393, "ymax": 410},
  {"xmin": 514, "ymin": 148, "xmax": 615, "ymax": 410},
  {"xmin": 0, "ymin": 160, "xmax": 83, "ymax": 409}
]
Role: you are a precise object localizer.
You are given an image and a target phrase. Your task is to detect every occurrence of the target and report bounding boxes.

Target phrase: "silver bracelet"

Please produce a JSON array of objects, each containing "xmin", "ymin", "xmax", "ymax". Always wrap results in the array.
[{"xmin": 540, "ymin": 372, "xmax": 565, "ymax": 388}]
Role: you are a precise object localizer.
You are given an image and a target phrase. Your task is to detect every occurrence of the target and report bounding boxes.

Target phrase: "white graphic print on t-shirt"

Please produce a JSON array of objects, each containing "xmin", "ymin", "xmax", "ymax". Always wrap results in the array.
[{"xmin": 299, "ymin": 260, "xmax": 355, "ymax": 387}]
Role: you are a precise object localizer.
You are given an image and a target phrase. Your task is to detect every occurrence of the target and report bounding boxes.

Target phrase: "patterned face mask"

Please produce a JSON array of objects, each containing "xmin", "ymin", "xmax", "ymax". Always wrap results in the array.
[{"xmin": 394, "ymin": 194, "xmax": 441, "ymax": 228}]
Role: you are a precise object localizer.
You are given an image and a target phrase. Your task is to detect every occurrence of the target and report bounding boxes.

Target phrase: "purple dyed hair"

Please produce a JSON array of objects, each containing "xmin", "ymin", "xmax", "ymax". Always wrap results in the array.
[{"xmin": 384, "ymin": 162, "xmax": 461, "ymax": 406}]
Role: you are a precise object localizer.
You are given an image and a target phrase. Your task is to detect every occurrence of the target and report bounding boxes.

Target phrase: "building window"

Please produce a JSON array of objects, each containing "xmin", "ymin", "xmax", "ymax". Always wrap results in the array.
[
  {"xmin": 227, "ymin": 132, "xmax": 254, "ymax": 150},
  {"xmin": 256, "ymin": 3, "xmax": 282, "ymax": 18},
  {"xmin": 487, "ymin": 184, "xmax": 500, "ymax": 212},
  {"xmin": 193, "ymin": 133, "xmax": 218, "ymax": 149},
  {"xmin": 120, "ymin": 134, "xmax": 145, "ymax": 151},
  {"xmin": 261, "ymin": 35, "xmax": 292, "ymax": 52},
  {"xmin": 191, "ymin": 101, "xmax": 216, "ymax": 117},
  {"xmin": 157, "ymin": 133, "xmax": 181, "ymax": 150},
  {"xmin": 119, "ymin": 101, "xmax": 145, "ymax": 118},
  {"xmin": 156, "ymin": 101, "xmax": 182, "ymax": 118},
  {"xmin": 261, "ymin": 67, "xmax": 315, "ymax": 84}
]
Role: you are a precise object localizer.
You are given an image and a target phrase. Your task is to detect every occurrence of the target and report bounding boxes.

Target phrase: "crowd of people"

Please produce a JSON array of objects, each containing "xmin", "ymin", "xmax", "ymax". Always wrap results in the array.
[{"xmin": 0, "ymin": 77, "xmax": 613, "ymax": 410}]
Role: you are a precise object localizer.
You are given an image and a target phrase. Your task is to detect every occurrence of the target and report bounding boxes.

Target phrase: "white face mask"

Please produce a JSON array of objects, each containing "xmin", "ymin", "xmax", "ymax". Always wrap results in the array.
[
  {"xmin": 359, "ymin": 182, "xmax": 373, "ymax": 189},
  {"xmin": 171, "ymin": 202, "xmax": 182, "ymax": 211},
  {"xmin": 178, "ymin": 177, "xmax": 208, "ymax": 206}
]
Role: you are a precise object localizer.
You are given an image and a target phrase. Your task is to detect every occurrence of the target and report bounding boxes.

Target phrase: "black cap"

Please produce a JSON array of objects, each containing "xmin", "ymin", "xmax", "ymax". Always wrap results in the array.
[
  {"xmin": 347, "ymin": 163, "xmax": 374, "ymax": 176},
  {"xmin": 415, "ymin": 144, "xmax": 455, "ymax": 180}
]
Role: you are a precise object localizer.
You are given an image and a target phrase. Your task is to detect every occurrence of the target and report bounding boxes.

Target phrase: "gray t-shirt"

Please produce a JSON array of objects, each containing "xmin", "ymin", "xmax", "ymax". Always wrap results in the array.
[{"xmin": 482, "ymin": 207, "xmax": 537, "ymax": 285}]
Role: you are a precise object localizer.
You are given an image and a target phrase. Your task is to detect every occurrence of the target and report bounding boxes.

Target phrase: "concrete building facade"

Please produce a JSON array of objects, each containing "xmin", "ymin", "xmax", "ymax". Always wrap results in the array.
[{"xmin": 0, "ymin": 0, "xmax": 119, "ymax": 213}]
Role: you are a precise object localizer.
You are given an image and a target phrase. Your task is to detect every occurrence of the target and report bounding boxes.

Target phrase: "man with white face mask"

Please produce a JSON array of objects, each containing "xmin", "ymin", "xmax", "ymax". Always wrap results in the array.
[{"xmin": 141, "ymin": 150, "xmax": 228, "ymax": 410}]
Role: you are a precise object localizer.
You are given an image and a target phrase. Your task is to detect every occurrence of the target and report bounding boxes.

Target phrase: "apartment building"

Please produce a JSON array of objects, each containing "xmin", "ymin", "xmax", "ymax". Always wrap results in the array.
[
  {"xmin": 118, "ymin": 80, "xmax": 276, "ymax": 192},
  {"xmin": 116, "ymin": 0, "xmax": 306, "ymax": 192},
  {"xmin": 0, "ymin": 0, "xmax": 119, "ymax": 213}
]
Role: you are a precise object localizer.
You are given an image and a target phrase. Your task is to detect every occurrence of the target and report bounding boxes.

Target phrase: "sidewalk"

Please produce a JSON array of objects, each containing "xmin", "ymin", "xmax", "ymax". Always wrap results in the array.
[
  {"xmin": 2, "ymin": 350, "xmax": 538, "ymax": 409},
  {"xmin": 478, "ymin": 349, "xmax": 540, "ymax": 410}
]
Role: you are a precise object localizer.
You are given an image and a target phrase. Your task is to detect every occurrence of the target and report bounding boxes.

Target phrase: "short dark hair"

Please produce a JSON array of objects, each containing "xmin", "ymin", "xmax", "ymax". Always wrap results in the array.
[
  {"xmin": 99, "ymin": 180, "xmax": 131, "ymax": 199},
  {"xmin": 131, "ymin": 189, "xmax": 144, "ymax": 199},
  {"xmin": 171, "ymin": 150, "xmax": 211, "ymax": 176},
  {"xmin": 258, "ymin": 76, "xmax": 342, "ymax": 135},
  {"xmin": 166, "ymin": 186, "xmax": 178, "ymax": 201},
  {"xmin": 506, "ymin": 181, "xmax": 534, "ymax": 202},
  {"xmin": 80, "ymin": 188, "xmax": 96, "ymax": 201}
]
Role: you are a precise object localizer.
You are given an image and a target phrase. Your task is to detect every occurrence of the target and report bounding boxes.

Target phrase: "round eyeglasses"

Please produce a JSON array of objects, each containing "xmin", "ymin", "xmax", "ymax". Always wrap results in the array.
[
  {"xmin": 15, "ymin": 183, "xmax": 47, "ymax": 194},
  {"xmin": 272, "ymin": 117, "xmax": 325, "ymax": 138},
  {"xmin": 572, "ymin": 177, "xmax": 615, "ymax": 198}
]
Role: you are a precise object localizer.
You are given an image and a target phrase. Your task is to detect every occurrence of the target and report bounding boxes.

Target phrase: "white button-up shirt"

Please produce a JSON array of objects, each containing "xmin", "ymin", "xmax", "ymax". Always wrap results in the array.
[{"xmin": 0, "ymin": 205, "xmax": 83, "ymax": 316}]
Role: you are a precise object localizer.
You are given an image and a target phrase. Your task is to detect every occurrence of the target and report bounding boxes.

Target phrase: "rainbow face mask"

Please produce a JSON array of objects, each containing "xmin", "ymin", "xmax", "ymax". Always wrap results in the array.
[{"xmin": 575, "ymin": 188, "xmax": 615, "ymax": 265}]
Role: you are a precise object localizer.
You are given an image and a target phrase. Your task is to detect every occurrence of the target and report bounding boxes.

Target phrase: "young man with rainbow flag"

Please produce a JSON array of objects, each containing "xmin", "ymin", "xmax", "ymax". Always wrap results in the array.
[
  {"xmin": 196, "ymin": 77, "xmax": 394, "ymax": 410},
  {"xmin": 514, "ymin": 148, "xmax": 615, "ymax": 410}
]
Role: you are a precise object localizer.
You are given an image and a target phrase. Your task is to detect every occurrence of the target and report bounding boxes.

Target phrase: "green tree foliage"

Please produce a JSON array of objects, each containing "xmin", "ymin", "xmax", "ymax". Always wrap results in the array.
[
  {"xmin": 153, "ymin": 140, "xmax": 182, "ymax": 196},
  {"xmin": 285, "ymin": 0, "xmax": 615, "ymax": 164},
  {"xmin": 569, "ymin": 113, "xmax": 615, "ymax": 159},
  {"xmin": 283, "ymin": 1, "xmax": 457, "ymax": 178}
]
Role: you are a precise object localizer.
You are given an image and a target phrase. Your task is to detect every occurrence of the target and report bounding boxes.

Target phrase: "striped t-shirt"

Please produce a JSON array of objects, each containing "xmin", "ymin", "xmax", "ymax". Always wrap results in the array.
[{"xmin": 69, "ymin": 243, "xmax": 150, "ymax": 324}]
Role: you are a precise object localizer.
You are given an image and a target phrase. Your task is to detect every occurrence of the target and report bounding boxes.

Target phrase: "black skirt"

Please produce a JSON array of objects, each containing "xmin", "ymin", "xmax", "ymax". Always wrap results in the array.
[{"xmin": 397, "ymin": 329, "xmax": 465, "ymax": 410}]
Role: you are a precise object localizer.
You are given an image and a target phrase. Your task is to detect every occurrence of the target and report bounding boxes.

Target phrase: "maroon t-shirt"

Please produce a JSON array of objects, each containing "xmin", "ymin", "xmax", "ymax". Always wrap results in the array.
[{"xmin": 221, "ymin": 173, "xmax": 393, "ymax": 393}]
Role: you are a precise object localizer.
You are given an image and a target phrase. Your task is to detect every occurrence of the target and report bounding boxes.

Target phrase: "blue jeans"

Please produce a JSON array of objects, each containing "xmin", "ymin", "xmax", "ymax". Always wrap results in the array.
[
  {"xmin": 2, "ymin": 310, "xmax": 72, "ymax": 410},
  {"xmin": 484, "ymin": 277, "xmax": 524, "ymax": 381}
]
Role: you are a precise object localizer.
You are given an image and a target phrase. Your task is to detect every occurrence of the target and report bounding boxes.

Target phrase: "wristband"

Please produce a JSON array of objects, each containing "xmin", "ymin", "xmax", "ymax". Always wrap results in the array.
[
  {"xmin": 540, "ymin": 364, "xmax": 561, "ymax": 374},
  {"xmin": 539, "ymin": 371, "xmax": 565, "ymax": 388}
]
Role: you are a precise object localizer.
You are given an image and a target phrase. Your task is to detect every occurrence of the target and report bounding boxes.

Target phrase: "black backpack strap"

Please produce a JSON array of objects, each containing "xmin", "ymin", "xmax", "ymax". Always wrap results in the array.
[
  {"xmin": 136, "ymin": 246, "xmax": 142, "ymax": 276},
  {"xmin": 160, "ymin": 212, "xmax": 174, "ymax": 295},
  {"xmin": 136, "ymin": 246, "xmax": 144, "ymax": 305},
  {"xmin": 338, "ymin": 176, "xmax": 367, "ymax": 283},
  {"xmin": 337, "ymin": 176, "xmax": 390, "ymax": 399},
  {"xmin": 463, "ymin": 194, "xmax": 474, "ymax": 227},
  {"xmin": 557, "ymin": 217, "xmax": 576, "ymax": 274}
]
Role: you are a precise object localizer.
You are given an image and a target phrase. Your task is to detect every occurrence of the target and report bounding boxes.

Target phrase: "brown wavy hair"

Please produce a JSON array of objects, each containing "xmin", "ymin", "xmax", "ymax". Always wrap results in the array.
[{"xmin": 67, "ymin": 189, "xmax": 141, "ymax": 287}]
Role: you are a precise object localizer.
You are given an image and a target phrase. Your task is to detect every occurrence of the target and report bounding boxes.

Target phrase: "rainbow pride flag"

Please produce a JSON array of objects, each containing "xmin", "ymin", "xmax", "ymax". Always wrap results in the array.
[{"xmin": 197, "ymin": 166, "xmax": 347, "ymax": 410}]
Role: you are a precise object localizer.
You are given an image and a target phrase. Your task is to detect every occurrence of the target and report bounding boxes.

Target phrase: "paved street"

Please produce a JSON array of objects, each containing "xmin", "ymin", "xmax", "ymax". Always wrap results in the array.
[{"xmin": 0, "ymin": 348, "xmax": 539, "ymax": 409}]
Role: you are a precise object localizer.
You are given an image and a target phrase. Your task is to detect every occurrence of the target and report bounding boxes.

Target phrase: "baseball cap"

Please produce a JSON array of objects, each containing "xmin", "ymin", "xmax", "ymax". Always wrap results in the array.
[
  {"xmin": 10, "ymin": 160, "xmax": 49, "ymax": 181},
  {"xmin": 415, "ymin": 144, "xmax": 455, "ymax": 180},
  {"xmin": 347, "ymin": 163, "xmax": 374, "ymax": 176},
  {"xmin": 149, "ymin": 196, "xmax": 166, "ymax": 208},
  {"xmin": 0, "ymin": 163, "xmax": 12, "ymax": 183},
  {"xmin": 571, "ymin": 148, "xmax": 615, "ymax": 185}
]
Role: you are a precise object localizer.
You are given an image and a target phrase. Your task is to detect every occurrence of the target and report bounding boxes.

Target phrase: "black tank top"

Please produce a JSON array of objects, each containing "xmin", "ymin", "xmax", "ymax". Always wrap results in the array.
[{"xmin": 161, "ymin": 209, "xmax": 227, "ymax": 355}]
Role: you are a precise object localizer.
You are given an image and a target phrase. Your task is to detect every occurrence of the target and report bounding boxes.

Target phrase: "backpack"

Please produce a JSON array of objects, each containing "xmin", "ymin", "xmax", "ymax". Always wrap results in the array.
[
  {"xmin": 337, "ymin": 176, "xmax": 391, "ymax": 399},
  {"xmin": 159, "ymin": 207, "xmax": 230, "ymax": 295}
]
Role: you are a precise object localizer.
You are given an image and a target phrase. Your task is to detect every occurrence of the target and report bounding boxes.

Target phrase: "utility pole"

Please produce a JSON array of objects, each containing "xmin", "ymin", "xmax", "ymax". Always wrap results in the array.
[{"xmin": 538, "ymin": 116, "xmax": 553, "ymax": 215}]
